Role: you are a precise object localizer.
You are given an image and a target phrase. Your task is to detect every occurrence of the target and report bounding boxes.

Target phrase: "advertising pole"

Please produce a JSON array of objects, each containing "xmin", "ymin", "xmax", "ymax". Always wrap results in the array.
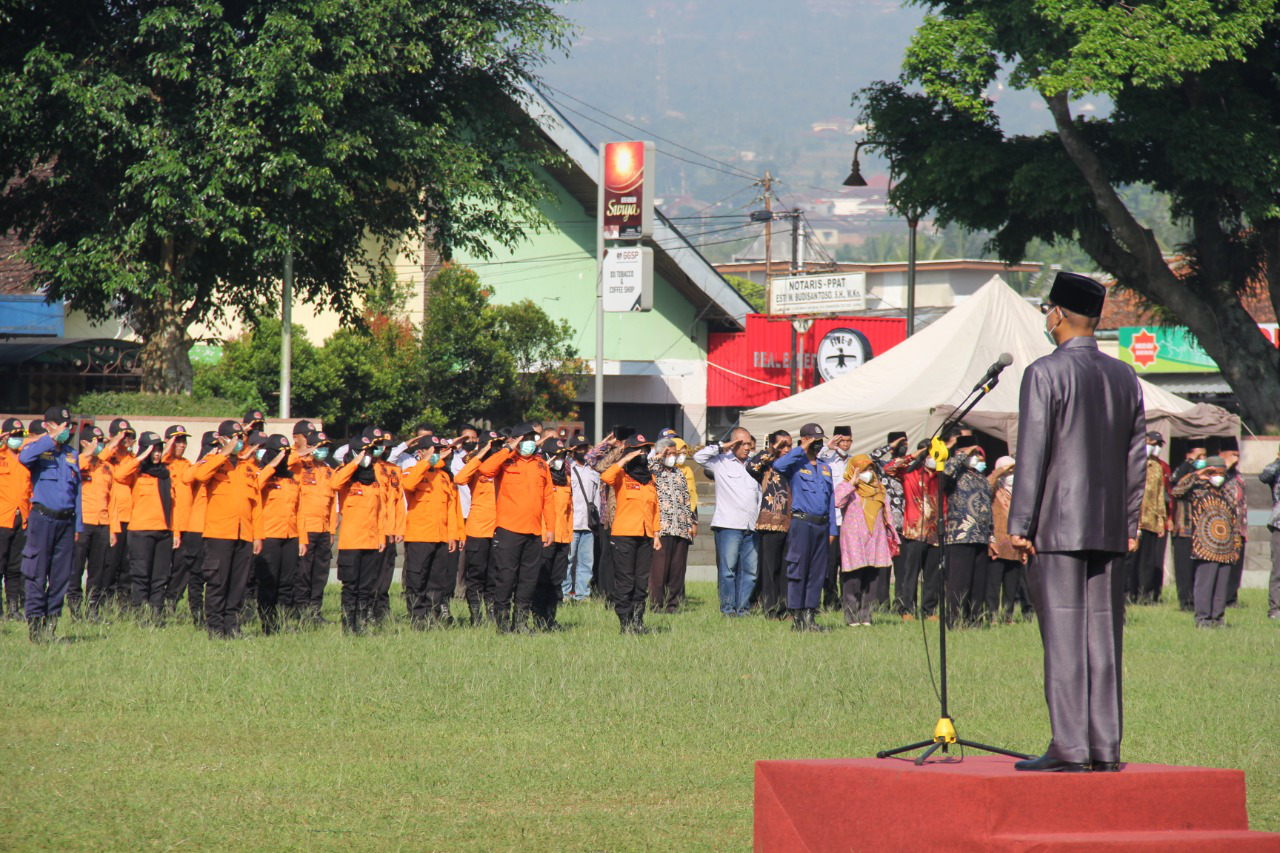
[{"xmin": 595, "ymin": 155, "xmax": 605, "ymax": 443}]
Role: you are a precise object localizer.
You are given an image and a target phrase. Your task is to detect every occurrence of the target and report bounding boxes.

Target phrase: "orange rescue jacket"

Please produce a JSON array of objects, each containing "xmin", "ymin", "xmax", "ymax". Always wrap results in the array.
[
  {"xmin": 79, "ymin": 454, "xmax": 113, "ymax": 527},
  {"xmin": 256, "ymin": 464, "xmax": 301, "ymax": 540},
  {"xmin": 601, "ymin": 464, "xmax": 661, "ymax": 537},
  {"xmin": 454, "ymin": 453, "xmax": 497, "ymax": 539},
  {"xmin": 193, "ymin": 453, "xmax": 260, "ymax": 542},
  {"xmin": 478, "ymin": 448, "xmax": 554, "ymax": 537},
  {"xmin": 403, "ymin": 458, "xmax": 463, "ymax": 543},
  {"xmin": 330, "ymin": 459, "xmax": 386, "ymax": 550}
]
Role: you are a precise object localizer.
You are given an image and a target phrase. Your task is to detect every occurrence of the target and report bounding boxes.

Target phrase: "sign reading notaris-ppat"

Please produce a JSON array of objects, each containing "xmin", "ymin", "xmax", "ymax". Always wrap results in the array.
[
  {"xmin": 602, "ymin": 246, "xmax": 653, "ymax": 312},
  {"xmin": 768, "ymin": 272, "xmax": 866, "ymax": 315},
  {"xmin": 601, "ymin": 141, "xmax": 654, "ymax": 240}
]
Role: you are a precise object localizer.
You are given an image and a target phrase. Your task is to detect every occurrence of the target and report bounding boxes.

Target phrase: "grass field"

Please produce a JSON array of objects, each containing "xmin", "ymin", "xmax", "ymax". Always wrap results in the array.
[{"xmin": 2, "ymin": 583, "xmax": 1277, "ymax": 850}]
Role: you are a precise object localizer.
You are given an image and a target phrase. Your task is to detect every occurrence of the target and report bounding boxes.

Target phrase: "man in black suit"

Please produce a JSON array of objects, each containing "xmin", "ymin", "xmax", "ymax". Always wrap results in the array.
[{"xmin": 1009, "ymin": 272, "xmax": 1146, "ymax": 773}]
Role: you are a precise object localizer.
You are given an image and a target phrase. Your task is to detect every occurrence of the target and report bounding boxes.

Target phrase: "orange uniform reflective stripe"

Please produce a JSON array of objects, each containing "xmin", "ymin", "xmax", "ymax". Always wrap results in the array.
[
  {"xmin": 193, "ymin": 453, "xmax": 260, "ymax": 542},
  {"xmin": 478, "ymin": 448, "xmax": 554, "ymax": 536},
  {"xmin": 79, "ymin": 454, "xmax": 113, "ymax": 527},
  {"xmin": 256, "ymin": 466, "xmax": 301, "ymax": 539},
  {"xmin": 549, "ymin": 481, "xmax": 573, "ymax": 544},
  {"xmin": 330, "ymin": 459, "xmax": 385, "ymax": 550},
  {"xmin": 455, "ymin": 453, "xmax": 497, "ymax": 538},
  {"xmin": 296, "ymin": 459, "xmax": 336, "ymax": 535},
  {"xmin": 601, "ymin": 464, "xmax": 660, "ymax": 537},
  {"xmin": 168, "ymin": 458, "xmax": 193, "ymax": 532},
  {"xmin": 111, "ymin": 453, "xmax": 176, "ymax": 533},
  {"xmin": 0, "ymin": 446, "xmax": 32, "ymax": 527},
  {"xmin": 402, "ymin": 458, "xmax": 462, "ymax": 543}
]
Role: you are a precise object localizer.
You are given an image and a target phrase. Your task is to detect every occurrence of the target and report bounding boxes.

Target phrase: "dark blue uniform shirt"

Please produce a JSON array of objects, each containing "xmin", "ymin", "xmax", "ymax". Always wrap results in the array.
[
  {"xmin": 773, "ymin": 446, "xmax": 837, "ymax": 536},
  {"xmin": 19, "ymin": 433, "xmax": 82, "ymax": 531}
]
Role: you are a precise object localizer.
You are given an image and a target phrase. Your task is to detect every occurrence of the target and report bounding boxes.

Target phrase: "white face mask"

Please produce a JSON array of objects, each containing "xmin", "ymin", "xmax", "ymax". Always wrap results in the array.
[
  {"xmin": 968, "ymin": 456, "xmax": 986, "ymax": 472},
  {"xmin": 857, "ymin": 469, "xmax": 874, "ymax": 484},
  {"xmin": 1209, "ymin": 475, "xmax": 1226, "ymax": 487},
  {"xmin": 551, "ymin": 458, "xmax": 564, "ymax": 471},
  {"xmin": 1004, "ymin": 474, "xmax": 1015, "ymax": 491},
  {"xmin": 924, "ymin": 456, "xmax": 937, "ymax": 471},
  {"xmin": 663, "ymin": 456, "xmax": 676, "ymax": 468},
  {"xmin": 1145, "ymin": 444, "xmax": 1157, "ymax": 457},
  {"xmin": 675, "ymin": 454, "xmax": 687, "ymax": 466},
  {"xmin": 359, "ymin": 455, "xmax": 373, "ymax": 468}
]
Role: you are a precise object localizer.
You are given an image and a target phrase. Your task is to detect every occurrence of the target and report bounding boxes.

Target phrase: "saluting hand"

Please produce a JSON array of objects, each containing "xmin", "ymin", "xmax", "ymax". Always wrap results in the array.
[
  {"xmin": 621, "ymin": 449, "xmax": 644, "ymax": 463},
  {"xmin": 270, "ymin": 450, "xmax": 287, "ymax": 469}
]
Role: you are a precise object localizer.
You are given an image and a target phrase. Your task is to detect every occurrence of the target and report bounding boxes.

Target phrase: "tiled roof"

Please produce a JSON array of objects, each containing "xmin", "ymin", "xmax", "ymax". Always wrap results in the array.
[
  {"xmin": 0, "ymin": 233, "xmax": 41, "ymax": 296},
  {"xmin": 1099, "ymin": 279, "xmax": 1276, "ymax": 330}
]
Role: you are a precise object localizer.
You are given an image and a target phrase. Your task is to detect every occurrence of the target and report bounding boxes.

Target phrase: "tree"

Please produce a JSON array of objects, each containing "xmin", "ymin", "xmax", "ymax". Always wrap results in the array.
[
  {"xmin": 0, "ymin": 0, "xmax": 570, "ymax": 392},
  {"xmin": 854, "ymin": 1, "xmax": 1280, "ymax": 430},
  {"xmin": 488, "ymin": 301, "xmax": 587, "ymax": 425},
  {"xmin": 193, "ymin": 318, "xmax": 328, "ymax": 418}
]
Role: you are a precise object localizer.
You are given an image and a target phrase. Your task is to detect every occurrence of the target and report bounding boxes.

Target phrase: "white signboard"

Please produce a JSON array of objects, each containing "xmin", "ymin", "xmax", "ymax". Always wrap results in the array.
[
  {"xmin": 602, "ymin": 246, "xmax": 653, "ymax": 312},
  {"xmin": 768, "ymin": 272, "xmax": 866, "ymax": 315}
]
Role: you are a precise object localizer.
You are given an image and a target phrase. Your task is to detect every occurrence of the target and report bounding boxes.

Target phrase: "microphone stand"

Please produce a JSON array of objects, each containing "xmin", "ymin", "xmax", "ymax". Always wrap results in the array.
[{"xmin": 876, "ymin": 372, "xmax": 1033, "ymax": 765}]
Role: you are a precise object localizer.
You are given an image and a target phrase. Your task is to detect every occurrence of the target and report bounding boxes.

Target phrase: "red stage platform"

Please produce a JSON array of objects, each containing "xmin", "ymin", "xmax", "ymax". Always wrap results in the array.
[{"xmin": 754, "ymin": 755, "xmax": 1280, "ymax": 851}]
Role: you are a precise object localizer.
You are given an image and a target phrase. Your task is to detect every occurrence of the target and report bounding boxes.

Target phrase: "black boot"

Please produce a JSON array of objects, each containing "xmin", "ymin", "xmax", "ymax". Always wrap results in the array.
[
  {"xmin": 510, "ymin": 606, "xmax": 533, "ymax": 635},
  {"xmin": 191, "ymin": 605, "xmax": 205, "ymax": 629},
  {"xmin": 44, "ymin": 615, "xmax": 59, "ymax": 642},
  {"xmin": 790, "ymin": 609, "xmax": 805, "ymax": 632},
  {"xmin": 618, "ymin": 610, "xmax": 633, "ymax": 634},
  {"xmin": 28, "ymin": 616, "xmax": 43, "ymax": 643},
  {"xmin": 630, "ymin": 605, "xmax": 651, "ymax": 636},
  {"xmin": 495, "ymin": 607, "xmax": 512, "ymax": 634},
  {"xmin": 341, "ymin": 606, "xmax": 358, "ymax": 635},
  {"xmin": 804, "ymin": 609, "xmax": 828, "ymax": 632}
]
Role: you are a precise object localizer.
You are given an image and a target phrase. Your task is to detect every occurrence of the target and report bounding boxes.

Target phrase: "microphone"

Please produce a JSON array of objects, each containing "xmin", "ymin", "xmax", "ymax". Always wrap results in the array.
[{"xmin": 971, "ymin": 353, "xmax": 1013, "ymax": 393}]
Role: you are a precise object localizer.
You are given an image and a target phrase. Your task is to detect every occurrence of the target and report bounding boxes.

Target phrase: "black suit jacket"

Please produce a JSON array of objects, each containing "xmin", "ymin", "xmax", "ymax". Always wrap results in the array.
[{"xmin": 1008, "ymin": 336, "xmax": 1146, "ymax": 553}]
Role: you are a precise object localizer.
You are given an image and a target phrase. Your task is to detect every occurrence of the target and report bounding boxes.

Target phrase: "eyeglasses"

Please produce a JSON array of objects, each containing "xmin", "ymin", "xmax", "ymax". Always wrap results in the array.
[{"xmin": 1039, "ymin": 302, "xmax": 1057, "ymax": 316}]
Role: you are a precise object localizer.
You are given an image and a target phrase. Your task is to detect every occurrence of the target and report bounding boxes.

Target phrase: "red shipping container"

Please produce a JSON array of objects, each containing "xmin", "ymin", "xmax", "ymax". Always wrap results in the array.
[{"xmin": 708, "ymin": 315, "xmax": 907, "ymax": 407}]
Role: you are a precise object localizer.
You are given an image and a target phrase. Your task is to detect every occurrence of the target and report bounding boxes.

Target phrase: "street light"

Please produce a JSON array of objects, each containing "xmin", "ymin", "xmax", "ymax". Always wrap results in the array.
[
  {"xmin": 843, "ymin": 141, "xmax": 869, "ymax": 188},
  {"xmin": 845, "ymin": 140, "xmax": 918, "ymax": 336}
]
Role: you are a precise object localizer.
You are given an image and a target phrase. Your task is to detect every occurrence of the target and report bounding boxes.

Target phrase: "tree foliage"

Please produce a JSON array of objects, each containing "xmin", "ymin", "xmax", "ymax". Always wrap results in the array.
[
  {"xmin": 855, "ymin": 0, "xmax": 1280, "ymax": 430},
  {"xmin": 0, "ymin": 0, "xmax": 571, "ymax": 392}
]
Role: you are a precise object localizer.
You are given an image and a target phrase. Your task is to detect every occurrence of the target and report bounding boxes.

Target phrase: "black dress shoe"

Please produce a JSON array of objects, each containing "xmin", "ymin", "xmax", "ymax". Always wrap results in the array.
[
  {"xmin": 1014, "ymin": 753, "xmax": 1090, "ymax": 772},
  {"xmin": 1092, "ymin": 761, "xmax": 1122, "ymax": 772}
]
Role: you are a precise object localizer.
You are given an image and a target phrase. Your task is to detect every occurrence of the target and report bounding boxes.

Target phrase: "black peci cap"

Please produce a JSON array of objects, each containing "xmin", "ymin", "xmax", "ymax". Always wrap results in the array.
[
  {"xmin": 1047, "ymin": 271, "xmax": 1106, "ymax": 319},
  {"xmin": 833, "ymin": 425, "xmax": 852, "ymax": 437}
]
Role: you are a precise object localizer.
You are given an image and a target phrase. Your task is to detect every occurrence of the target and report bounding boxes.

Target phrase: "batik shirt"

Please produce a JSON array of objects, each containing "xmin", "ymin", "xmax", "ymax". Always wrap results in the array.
[
  {"xmin": 869, "ymin": 443, "xmax": 906, "ymax": 532},
  {"xmin": 650, "ymin": 459, "xmax": 696, "ymax": 540},
  {"xmin": 746, "ymin": 449, "xmax": 791, "ymax": 533},
  {"xmin": 586, "ymin": 440, "xmax": 627, "ymax": 527},
  {"xmin": 942, "ymin": 451, "xmax": 994, "ymax": 546},
  {"xmin": 1171, "ymin": 474, "xmax": 1242, "ymax": 564}
]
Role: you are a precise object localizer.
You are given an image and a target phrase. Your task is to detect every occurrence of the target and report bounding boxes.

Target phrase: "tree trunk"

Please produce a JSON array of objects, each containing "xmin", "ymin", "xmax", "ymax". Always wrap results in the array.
[{"xmin": 135, "ymin": 291, "xmax": 195, "ymax": 394}]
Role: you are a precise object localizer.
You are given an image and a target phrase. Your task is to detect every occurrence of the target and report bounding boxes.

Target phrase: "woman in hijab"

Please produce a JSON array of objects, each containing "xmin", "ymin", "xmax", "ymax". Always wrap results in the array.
[
  {"xmin": 834, "ymin": 454, "xmax": 899, "ymax": 627},
  {"xmin": 986, "ymin": 455, "xmax": 1024, "ymax": 622},
  {"xmin": 600, "ymin": 434, "xmax": 661, "ymax": 634},
  {"xmin": 112, "ymin": 431, "xmax": 178, "ymax": 624}
]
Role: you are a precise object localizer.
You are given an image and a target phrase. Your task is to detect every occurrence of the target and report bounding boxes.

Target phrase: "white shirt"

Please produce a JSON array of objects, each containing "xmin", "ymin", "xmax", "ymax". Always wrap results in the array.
[
  {"xmin": 693, "ymin": 445, "xmax": 761, "ymax": 531},
  {"xmin": 569, "ymin": 461, "xmax": 602, "ymax": 531},
  {"xmin": 451, "ymin": 452, "xmax": 471, "ymax": 518}
]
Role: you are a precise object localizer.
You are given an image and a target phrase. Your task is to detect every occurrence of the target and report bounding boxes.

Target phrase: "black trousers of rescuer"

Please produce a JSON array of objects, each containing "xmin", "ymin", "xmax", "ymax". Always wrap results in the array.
[
  {"xmin": 105, "ymin": 521, "xmax": 129, "ymax": 602},
  {"xmin": 945, "ymin": 543, "xmax": 989, "ymax": 627},
  {"xmin": 463, "ymin": 537, "xmax": 493, "ymax": 622},
  {"xmin": 648, "ymin": 535, "xmax": 690, "ymax": 613},
  {"xmin": 69, "ymin": 522, "xmax": 109, "ymax": 613},
  {"xmin": 1, "ymin": 515, "xmax": 26, "ymax": 617},
  {"xmin": 374, "ymin": 540, "xmax": 396, "ymax": 620},
  {"xmin": 295, "ymin": 531, "xmax": 331, "ymax": 613},
  {"xmin": 337, "ymin": 548, "xmax": 382, "ymax": 630},
  {"xmin": 255, "ymin": 537, "xmax": 297, "ymax": 634},
  {"xmin": 532, "ymin": 541, "xmax": 570, "ymax": 628},
  {"xmin": 1172, "ymin": 535, "xmax": 1194, "ymax": 610},
  {"xmin": 202, "ymin": 537, "xmax": 252, "ymax": 638},
  {"xmin": 986, "ymin": 557, "xmax": 1024, "ymax": 620},
  {"xmin": 896, "ymin": 538, "xmax": 940, "ymax": 616},
  {"xmin": 128, "ymin": 530, "xmax": 174, "ymax": 615},
  {"xmin": 176, "ymin": 531, "xmax": 205, "ymax": 623},
  {"xmin": 822, "ymin": 537, "xmax": 841, "ymax": 610},
  {"xmin": 592, "ymin": 528, "xmax": 615, "ymax": 602},
  {"xmin": 611, "ymin": 535, "xmax": 653, "ymax": 622},
  {"xmin": 403, "ymin": 540, "xmax": 452, "ymax": 624},
  {"xmin": 756, "ymin": 530, "xmax": 788, "ymax": 619},
  {"xmin": 491, "ymin": 528, "xmax": 542, "ymax": 621}
]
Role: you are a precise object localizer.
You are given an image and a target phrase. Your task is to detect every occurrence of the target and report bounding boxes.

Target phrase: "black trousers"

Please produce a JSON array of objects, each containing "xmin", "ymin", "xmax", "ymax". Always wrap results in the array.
[
  {"xmin": 403, "ymin": 540, "xmax": 453, "ymax": 621},
  {"xmin": 295, "ymin": 531, "xmax": 331, "ymax": 611},
  {"xmin": 177, "ymin": 531, "xmax": 205, "ymax": 620},
  {"xmin": 463, "ymin": 536, "xmax": 494, "ymax": 620},
  {"xmin": 648, "ymin": 535, "xmax": 690, "ymax": 613},
  {"xmin": 822, "ymin": 535, "xmax": 842, "ymax": 609},
  {"xmin": 841, "ymin": 566, "xmax": 878, "ymax": 624},
  {"xmin": 0, "ymin": 516, "xmax": 26, "ymax": 616},
  {"xmin": 945, "ymin": 543, "xmax": 989, "ymax": 626},
  {"xmin": 896, "ymin": 538, "xmax": 940, "ymax": 616},
  {"xmin": 374, "ymin": 540, "xmax": 396, "ymax": 619},
  {"xmin": 69, "ymin": 522, "xmax": 109, "ymax": 612},
  {"xmin": 337, "ymin": 548, "xmax": 382, "ymax": 625},
  {"xmin": 202, "ymin": 537, "xmax": 252, "ymax": 637},
  {"xmin": 1172, "ymin": 536, "xmax": 1194, "ymax": 610},
  {"xmin": 757, "ymin": 530, "xmax": 788, "ymax": 618},
  {"xmin": 611, "ymin": 535, "xmax": 653, "ymax": 620},
  {"xmin": 1126, "ymin": 531, "xmax": 1167, "ymax": 603},
  {"xmin": 254, "ymin": 537, "xmax": 297, "ymax": 634},
  {"xmin": 491, "ymin": 527, "xmax": 542, "ymax": 616},
  {"xmin": 532, "ymin": 541, "xmax": 570, "ymax": 627},
  {"xmin": 105, "ymin": 521, "xmax": 129, "ymax": 601},
  {"xmin": 986, "ymin": 557, "xmax": 1023, "ymax": 619},
  {"xmin": 873, "ymin": 551, "xmax": 901, "ymax": 609},
  {"xmin": 128, "ymin": 529, "xmax": 174, "ymax": 614},
  {"xmin": 592, "ymin": 526, "xmax": 615, "ymax": 602},
  {"xmin": 1225, "ymin": 544, "xmax": 1246, "ymax": 607}
]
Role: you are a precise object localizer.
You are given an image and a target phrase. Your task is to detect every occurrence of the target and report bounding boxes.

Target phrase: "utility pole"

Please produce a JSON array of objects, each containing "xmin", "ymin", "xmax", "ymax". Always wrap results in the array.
[
  {"xmin": 280, "ymin": 182, "xmax": 295, "ymax": 420},
  {"xmin": 789, "ymin": 210, "xmax": 807, "ymax": 395},
  {"xmin": 907, "ymin": 214, "xmax": 919, "ymax": 337}
]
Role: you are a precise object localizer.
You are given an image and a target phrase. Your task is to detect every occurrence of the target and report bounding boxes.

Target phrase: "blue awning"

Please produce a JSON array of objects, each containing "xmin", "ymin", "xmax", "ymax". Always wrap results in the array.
[{"xmin": 0, "ymin": 294, "xmax": 63, "ymax": 336}]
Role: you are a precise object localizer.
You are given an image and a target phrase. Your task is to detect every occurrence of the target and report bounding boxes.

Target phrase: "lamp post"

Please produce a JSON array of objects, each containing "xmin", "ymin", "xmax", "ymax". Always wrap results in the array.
[
  {"xmin": 844, "ymin": 142, "xmax": 919, "ymax": 337},
  {"xmin": 280, "ymin": 182, "xmax": 295, "ymax": 419}
]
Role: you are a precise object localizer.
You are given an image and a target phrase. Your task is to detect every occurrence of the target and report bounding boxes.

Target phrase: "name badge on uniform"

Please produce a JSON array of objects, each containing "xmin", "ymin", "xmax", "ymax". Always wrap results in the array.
[{"xmin": 800, "ymin": 468, "xmax": 812, "ymax": 476}]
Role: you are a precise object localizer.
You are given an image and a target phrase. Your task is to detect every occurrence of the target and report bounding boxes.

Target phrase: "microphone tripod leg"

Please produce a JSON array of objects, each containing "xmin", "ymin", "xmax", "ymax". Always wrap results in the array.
[{"xmin": 875, "ymin": 739, "xmax": 935, "ymax": 760}]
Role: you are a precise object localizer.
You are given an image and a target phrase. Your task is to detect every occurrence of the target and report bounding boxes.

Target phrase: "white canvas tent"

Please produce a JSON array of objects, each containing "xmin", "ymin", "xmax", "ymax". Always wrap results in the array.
[{"xmin": 740, "ymin": 277, "xmax": 1238, "ymax": 455}]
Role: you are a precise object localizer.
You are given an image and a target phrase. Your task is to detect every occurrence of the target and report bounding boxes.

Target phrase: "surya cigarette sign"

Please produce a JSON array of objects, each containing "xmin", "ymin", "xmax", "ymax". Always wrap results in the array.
[
  {"xmin": 602, "ymin": 246, "xmax": 653, "ymax": 312},
  {"xmin": 768, "ymin": 273, "xmax": 867, "ymax": 315},
  {"xmin": 601, "ymin": 141, "xmax": 654, "ymax": 240}
]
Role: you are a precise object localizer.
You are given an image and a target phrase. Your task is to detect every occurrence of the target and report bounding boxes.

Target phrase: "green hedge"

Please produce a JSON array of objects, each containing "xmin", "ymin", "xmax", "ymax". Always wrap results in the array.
[{"xmin": 71, "ymin": 392, "xmax": 240, "ymax": 418}]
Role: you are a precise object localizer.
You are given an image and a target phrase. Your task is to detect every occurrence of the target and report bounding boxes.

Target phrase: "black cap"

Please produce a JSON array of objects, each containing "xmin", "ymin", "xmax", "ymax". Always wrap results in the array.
[
  {"xmin": 2, "ymin": 417, "xmax": 25, "ymax": 435},
  {"xmin": 44, "ymin": 405, "xmax": 71, "ymax": 423},
  {"xmin": 137, "ymin": 431, "xmax": 163, "ymax": 452},
  {"xmin": 264, "ymin": 433, "xmax": 290, "ymax": 453},
  {"xmin": 405, "ymin": 434, "xmax": 439, "ymax": 454},
  {"xmin": 28, "ymin": 419, "xmax": 45, "ymax": 435},
  {"xmin": 569, "ymin": 435, "xmax": 590, "ymax": 449},
  {"xmin": 1204, "ymin": 455, "xmax": 1227, "ymax": 470},
  {"xmin": 546, "ymin": 438, "xmax": 567, "ymax": 454},
  {"xmin": 108, "ymin": 417, "xmax": 134, "ymax": 437},
  {"xmin": 292, "ymin": 419, "xmax": 314, "ymax": 435},
  {"xmin": 199, "ymin": 429, "xmax": 216, "ymax": 448},
  {"xmin": 79, "ymin": 424, "xmax": 103, "ymax": 443},
  {"xmin": 362, "ymin": 426, "xmax": 389, "ymax": 445},
  {"xmin": 243, "ymin": 409, "xmax": 266, "ymax": 425},
  {"xmin": 509, "ymin": 422, "xmax": 537, "ymax": 439},
  {"xmin": 306, "ymin": 429, "xmax": 332, "ymax": 447},
  {"xmin": 888, "ymin": 431, "xmax": 907, "ymax": 444},
  {"xmin": 245, "ymin": 430, "xmax": 268, "ymax": 447},
  {"xmin": 624, "ymin": 434, "xmax": 653, "ymax": 449},
  {"xmin": 216, "ymin": 419, "xmax": 243, "ymax": 439},
  {"xmin": 1145, "ymin": 431, "xmax": 1165, "ymax": 445},
  {"xmin": 799, "ymin": 423, "xmax": 824, "ymax": 438},
  {"xmin": 833, "ymin": 425, "xmax": 851, "ymax": 437},
  {"xmin": 164, "ymin": 425, "xmax": 190, "ymax": 441},
  {"xmin": 1047, "ymin": 271, "xmax": 1106, "ymax": 319}
]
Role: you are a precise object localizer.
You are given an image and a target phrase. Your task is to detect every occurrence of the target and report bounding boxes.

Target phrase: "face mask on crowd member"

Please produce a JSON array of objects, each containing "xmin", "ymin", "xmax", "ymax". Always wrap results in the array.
[
  {"xmin": 968, "ymin": 455, "xmax": 987, "ymax": 474},
  {"xmin": 857, "ymin": 469, "xmax": 874, "ymax": 484},
  {"xmin": 518, "ymin": 439, "xmax": 536, "ymax": 457}
]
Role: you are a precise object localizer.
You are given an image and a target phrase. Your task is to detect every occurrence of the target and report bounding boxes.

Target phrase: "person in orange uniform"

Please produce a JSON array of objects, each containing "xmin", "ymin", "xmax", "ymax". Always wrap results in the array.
[
  {"xmin": 112, "ymin": 431, "xmax": 180, "ymax": 622},
  {"xmin": 478, "ymin": 423, "xmax": 555, "ymax": 633},
  {"xmin": 177, "ymin": 431, "xmax": 214, "ymax": 627},
  {"xmin": 158, "ymin": 425, "xmax": 193, "ymax": 617},
  {"xmin": 69, "ymin": 424, "xmax": 110, "ymax": 617},
  {"xmin": 601, "ymin": 434, "xmax": 663, "ymax": 634},
  {"xmin": 0, "ymin": 417, "xmax": 32, "ymax": 619},
  {"xmin": 103, "ymin": 417, "xmax": 137, "ymax": 605},
  {"xmin": 193, "ymin": 420, "xmax": 261, "ymax": 638},
  {"xmin": 330, "ymin": 430, "xmax": 388, "ymax": 633},
  {"xmin": 532, "ymin": 439, "xmax": 574, "ymax": 631},
  {"xmin": 253, "ymin": 433, "xmax": 301, "ymax": 634},
  {"xmin": 454, "ymin": 431, "xmax": 503, "ymax": 625},
  {"xmin": 367, "ymin": 428, "xmax": 405, "ymax": 624},
  {"xmin": 294, "ymin": 429, "xmax": 336, "ymax": 623},
  {"xmin": 401, "ymin": 435, "xmax": 463, "ymax": 629}
]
